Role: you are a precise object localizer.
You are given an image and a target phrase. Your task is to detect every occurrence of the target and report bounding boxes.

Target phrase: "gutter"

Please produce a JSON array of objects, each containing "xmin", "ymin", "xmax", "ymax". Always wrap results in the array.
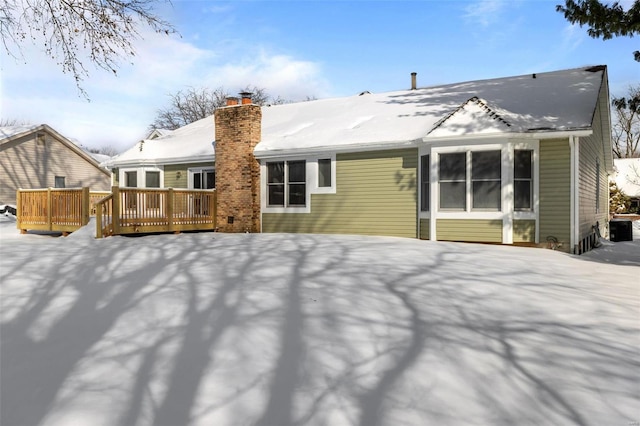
[
  {"xmin": 254, "ymin": 139, "xmax": 421, "ymax": 159},
  {"xmin": 105, "ymin": 154, "xmax": 215, "ymax": 168}
]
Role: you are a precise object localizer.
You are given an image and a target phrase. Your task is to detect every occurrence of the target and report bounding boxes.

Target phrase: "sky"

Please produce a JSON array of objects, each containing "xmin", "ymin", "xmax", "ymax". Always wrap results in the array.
[{"xmin": 1, "ymin": 0, "xmax": 638, "ymax": 153}]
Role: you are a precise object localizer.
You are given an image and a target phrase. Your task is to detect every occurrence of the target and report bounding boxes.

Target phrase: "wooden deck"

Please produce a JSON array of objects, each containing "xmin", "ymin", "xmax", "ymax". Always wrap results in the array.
[
  {"xmin": 16, "ymin": 187, "xmax": 217, "ymax": 237},
  {"xmin": 95, "ymin": 187, "xmax": 216, "ymax": 237},
  {"xmin": 16, "ymin": 188, "xmax": 91, "ymax": 234}
]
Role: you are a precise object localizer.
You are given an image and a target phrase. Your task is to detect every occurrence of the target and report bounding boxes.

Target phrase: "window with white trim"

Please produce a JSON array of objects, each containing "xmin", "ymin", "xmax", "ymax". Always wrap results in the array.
[
  {"xmin": 420, "ymin": 155, "xmax": 430, "ymax": 211},
  {"xmin": 125, "ymin": 171, "xmax": 137, "ymax": 188},
  {"xmin": 471, "ymin": 150, "xmax": 501, "ymax": 211},
  {"xmin": 146, "ymin": 171, "xmax": 160, "ymax": 188},
  {"xmin": 439, "ymin": 152, "xmax": 466, "ymax": 210},
  {"xmin": 318, "ymin": 158, "xmax": 332, "ymax": 188},
  {"xmin": 192, "ymin": 168, "xmax": 215, "ymax": 189},
  {"xmin": 267, "ymin": 160, "xmax": 306, "ymax": 207},
  {"xmin": 514, "ymin": 150, "xmax": 533, "ymax": 211}
]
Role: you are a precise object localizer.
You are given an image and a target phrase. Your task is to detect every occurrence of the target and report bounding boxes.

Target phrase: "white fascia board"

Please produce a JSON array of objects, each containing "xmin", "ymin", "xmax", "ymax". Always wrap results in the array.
[
  {"xmin": 254, "ymin": 140, "xmax": 420, "ymax": 159},
  {"xmin": 422, "ymin": 130, "xmax": 592, "ymax": 144}
]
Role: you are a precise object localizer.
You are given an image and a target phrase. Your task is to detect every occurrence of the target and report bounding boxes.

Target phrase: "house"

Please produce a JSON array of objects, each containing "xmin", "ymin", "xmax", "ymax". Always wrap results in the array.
[
  {"xmin": 0, "ymin": 124, "xmax": 112, "ymax": 205},
  {"xmin": 612, "ymin": 158, "xmax": 640, "ymax": 212},
  {"xmin": 107, "ymin": 66, "xmax": 613, "ymax": 253}
]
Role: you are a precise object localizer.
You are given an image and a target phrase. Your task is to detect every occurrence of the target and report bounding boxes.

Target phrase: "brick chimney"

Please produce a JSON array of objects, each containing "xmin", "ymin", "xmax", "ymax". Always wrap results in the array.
[{"xmin": 214, "ymin": 93, "xmax": 262, "ymax": 233}]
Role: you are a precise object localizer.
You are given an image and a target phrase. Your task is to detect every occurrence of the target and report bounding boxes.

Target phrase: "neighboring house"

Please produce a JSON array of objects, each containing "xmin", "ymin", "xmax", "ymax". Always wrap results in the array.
[
  {"xmin": 108, "ymin": 66, "xmax": 613, "ymax": 253},
  {"xmin": 612, "ymin": 158, "xmax": 640, "ymax": 211},
  {"xmin": 0, "ymin": 124, "xmax": 112, "ymax": 205}
]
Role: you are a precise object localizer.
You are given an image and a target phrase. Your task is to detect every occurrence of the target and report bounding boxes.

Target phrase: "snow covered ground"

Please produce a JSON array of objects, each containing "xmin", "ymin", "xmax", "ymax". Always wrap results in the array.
[{"xmin": 1, "ymin": 216, "xmax": 638, "ymax": 426}]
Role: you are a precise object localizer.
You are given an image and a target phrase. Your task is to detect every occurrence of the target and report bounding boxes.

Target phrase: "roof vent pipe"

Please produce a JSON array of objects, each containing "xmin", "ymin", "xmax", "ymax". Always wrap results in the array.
[
  {"xmin": 411, "ymin": 72, "xmax": 417, "ymax": 90},
  {"xmin": 239, "ymin": 91, "xmax": 253, "ymax": 105}
]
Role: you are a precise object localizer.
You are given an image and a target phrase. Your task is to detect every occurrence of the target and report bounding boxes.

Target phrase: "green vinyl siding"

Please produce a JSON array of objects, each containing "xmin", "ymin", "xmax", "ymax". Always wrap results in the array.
[
  {"xmin": 113, "ymin": 169, "xmax": 119, "ymax": 186},
  {"xmin": 419, "ymin": 218, "xmax": 430, "ymax": 240},
  {"xmin": 539, "ymin": 139, "xmax": 571, "ymax": 249},
  {"xmin": 164, "ymin": 162, "xmax": 213, "ymax": 188},
  {"xmin": 436, "ymin": 219, "xmax": 502, "ymax": 243},
  {"xmin": 513, "ymin": 220, "xmax": 536, "ymax": 243},
  {"xmin": 262, "ymin": 148, "xmax": 417, "ymax": 238}
]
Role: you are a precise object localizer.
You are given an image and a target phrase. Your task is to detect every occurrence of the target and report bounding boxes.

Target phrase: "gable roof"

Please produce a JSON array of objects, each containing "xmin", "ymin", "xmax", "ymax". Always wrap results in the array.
[
  {"xmin": 108, "ymin": 65, "xmax": 607, "ymax": 166},
  {"xmin": 1, "ymin": 124, "xmax": 111, "ymax": 177},
  {"xmin": 427, "ymin": 97, "xmax": 513, "ymax": 138}
]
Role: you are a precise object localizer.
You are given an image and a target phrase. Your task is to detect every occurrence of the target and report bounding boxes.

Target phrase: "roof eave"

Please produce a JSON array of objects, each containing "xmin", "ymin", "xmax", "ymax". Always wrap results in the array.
[
  {"xmin": 254, "ymin": 139, "xmax": 421, "ymax": 159},
  {"xmin": 107, "ymin": 154, "xmax": 215, "ymax": 168},
  {"xmin": 422, "ymin": 129, "xmax": 593, "ymax": 143}
]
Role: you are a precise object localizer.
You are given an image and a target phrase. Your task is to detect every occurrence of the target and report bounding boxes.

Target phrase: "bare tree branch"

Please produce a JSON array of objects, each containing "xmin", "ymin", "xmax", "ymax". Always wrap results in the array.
[
  {"xmin": 1, "ymin": 0, "xmax": 175, "ymax": 96},
  {"xmin": 612, "ymin": 84, "xmax": 640, "ymax": 158}
]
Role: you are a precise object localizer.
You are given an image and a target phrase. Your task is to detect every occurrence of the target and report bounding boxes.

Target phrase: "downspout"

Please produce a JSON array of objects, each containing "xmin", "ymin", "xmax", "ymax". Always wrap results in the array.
[{"xmin": 569, "ymin": 136, "xmax": 580, "ymax": 253}]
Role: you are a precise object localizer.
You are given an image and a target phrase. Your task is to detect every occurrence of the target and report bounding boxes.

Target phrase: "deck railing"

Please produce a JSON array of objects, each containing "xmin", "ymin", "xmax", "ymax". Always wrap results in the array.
[
  {"xmin": 16, "ymin": 187, "xmax": 91, "ymax": 234},
  {"xmin": 95, "ymin": 187, "xmax": 216, "ymax": 238}
]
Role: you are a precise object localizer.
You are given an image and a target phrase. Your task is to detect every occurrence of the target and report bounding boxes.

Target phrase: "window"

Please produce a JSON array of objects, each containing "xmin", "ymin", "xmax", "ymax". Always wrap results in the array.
[
  {"xmin": 267, "ymin": 162, "xmax": 285, "ymax": 206},
  {"xmin": 125, "ymin": 171, "xmax": 137, "ymax": 188},
  {"xmin": 193, "ymin": 169, "xmax": 215, "ymax": 189},
  {"xmin": 54, "ymin": 176, "xmax": 65, "ymax": 188},
  {"xmin": 145, "ymin": 171, "xmax": 161, "ymax": 209},
  {"xmin": 514, "ymin": 150, "xmax": 533, "ymax": 211},
  {"xmin": 146, "ymin": 171, "xmax": 160, "ymax": 188},
  {"xmin": 318, "ymin": 159, "xmax": 332, "ymax": 188},
  {"xmin": 471, "ymin": 151, "xmax": 501, "ymax": 210},
  {"xmin": 288, "ymin": 161, "xmax": 306, "ymax": 206},
  {"xmin": 439, "ymin": 153, "xmax": 466, "ymax": 210},
  {"xmin": 267, "ymin": 160, "xmax": 306, "ymax": 207},
  {"xmin": 420, "ymin": 155, "xmax": 429, "ymax": 211}
]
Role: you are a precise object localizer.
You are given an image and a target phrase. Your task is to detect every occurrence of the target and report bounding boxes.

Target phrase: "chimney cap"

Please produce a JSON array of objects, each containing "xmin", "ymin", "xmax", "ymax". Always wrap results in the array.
[{"xmin": 239, "ymin": 91, "xmax": 253, "ymax": 105}]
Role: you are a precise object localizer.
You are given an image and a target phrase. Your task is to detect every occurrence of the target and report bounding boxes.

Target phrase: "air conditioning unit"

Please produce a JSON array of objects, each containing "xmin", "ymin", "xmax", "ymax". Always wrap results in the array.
[{"xmin": 610, "ymin": 220, "xmax": 633, "ymax": 242}]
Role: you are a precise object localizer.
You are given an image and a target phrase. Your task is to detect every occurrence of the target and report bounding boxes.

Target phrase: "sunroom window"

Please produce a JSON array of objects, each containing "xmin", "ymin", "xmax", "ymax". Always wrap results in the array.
[
  {"xmin": 471, "ymin": 151, "xmax": 501, "ymax": 210},
  {"xmin": 420, "ymin": 155, "xmax": 430, "ymax": 211},
  {"xmin": 439, "ymin": 153, "xmax": 466, "ymax": 210},
  {"xmin": 514, "ymin": 150, "xmax": 533, "ymax": 211}
]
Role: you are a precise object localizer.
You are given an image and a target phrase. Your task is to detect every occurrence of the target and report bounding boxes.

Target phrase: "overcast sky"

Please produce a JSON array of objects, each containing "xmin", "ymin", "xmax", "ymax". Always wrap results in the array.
[{"xmin": 1, "ymin": 0, "xmax": 638, "ymax": 153}]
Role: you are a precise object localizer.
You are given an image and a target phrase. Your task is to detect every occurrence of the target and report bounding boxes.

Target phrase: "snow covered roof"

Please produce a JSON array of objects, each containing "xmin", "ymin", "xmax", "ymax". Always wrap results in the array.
[
  {"xmin": 108, "ymin": 116, "xmax": 215, "ymax": 166},
  {"xmin": 0, "ymin": 124, "xmax": 41, "ymax": 140},
  {"xmin": 613, "ymin": 158, "xmax": 640, "ymax": 198},
  {"xmin": 109, "ymin": 65, "xmax": 606, "ymax": 165}
]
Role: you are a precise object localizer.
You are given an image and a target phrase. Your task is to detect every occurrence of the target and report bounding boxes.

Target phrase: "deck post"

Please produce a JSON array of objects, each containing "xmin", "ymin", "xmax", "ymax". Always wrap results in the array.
[
  {"xmin": 82, "ymin": 187, "xmax": 90, "ymax": 226},
  {"xmin": 167, "ymin": 188, "xmax": 174, "ymax": 232},
  {"xmin": 16, "ymin": 189, "xmax": 24, "ymax": 233},
  {"xmin": 112, "ymin": 186, "xmax": 121, "ymax": 235},
  {"xmin": 96, "ymin": 203, "xmax": 103, "ymax": 238},
  {"xmin": 211, "ymin": 190, "xmax": 217, "ymax": 229},
  {"xmin": 47, "ymin": 188, "xmax": 52, "ymax": 231}
]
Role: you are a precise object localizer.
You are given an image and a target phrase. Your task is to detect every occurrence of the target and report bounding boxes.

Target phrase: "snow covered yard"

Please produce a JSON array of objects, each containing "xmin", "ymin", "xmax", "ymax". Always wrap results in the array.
[{"xmin": 1, "ymin": 216, "xmax": 638, "ymax": 426}]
